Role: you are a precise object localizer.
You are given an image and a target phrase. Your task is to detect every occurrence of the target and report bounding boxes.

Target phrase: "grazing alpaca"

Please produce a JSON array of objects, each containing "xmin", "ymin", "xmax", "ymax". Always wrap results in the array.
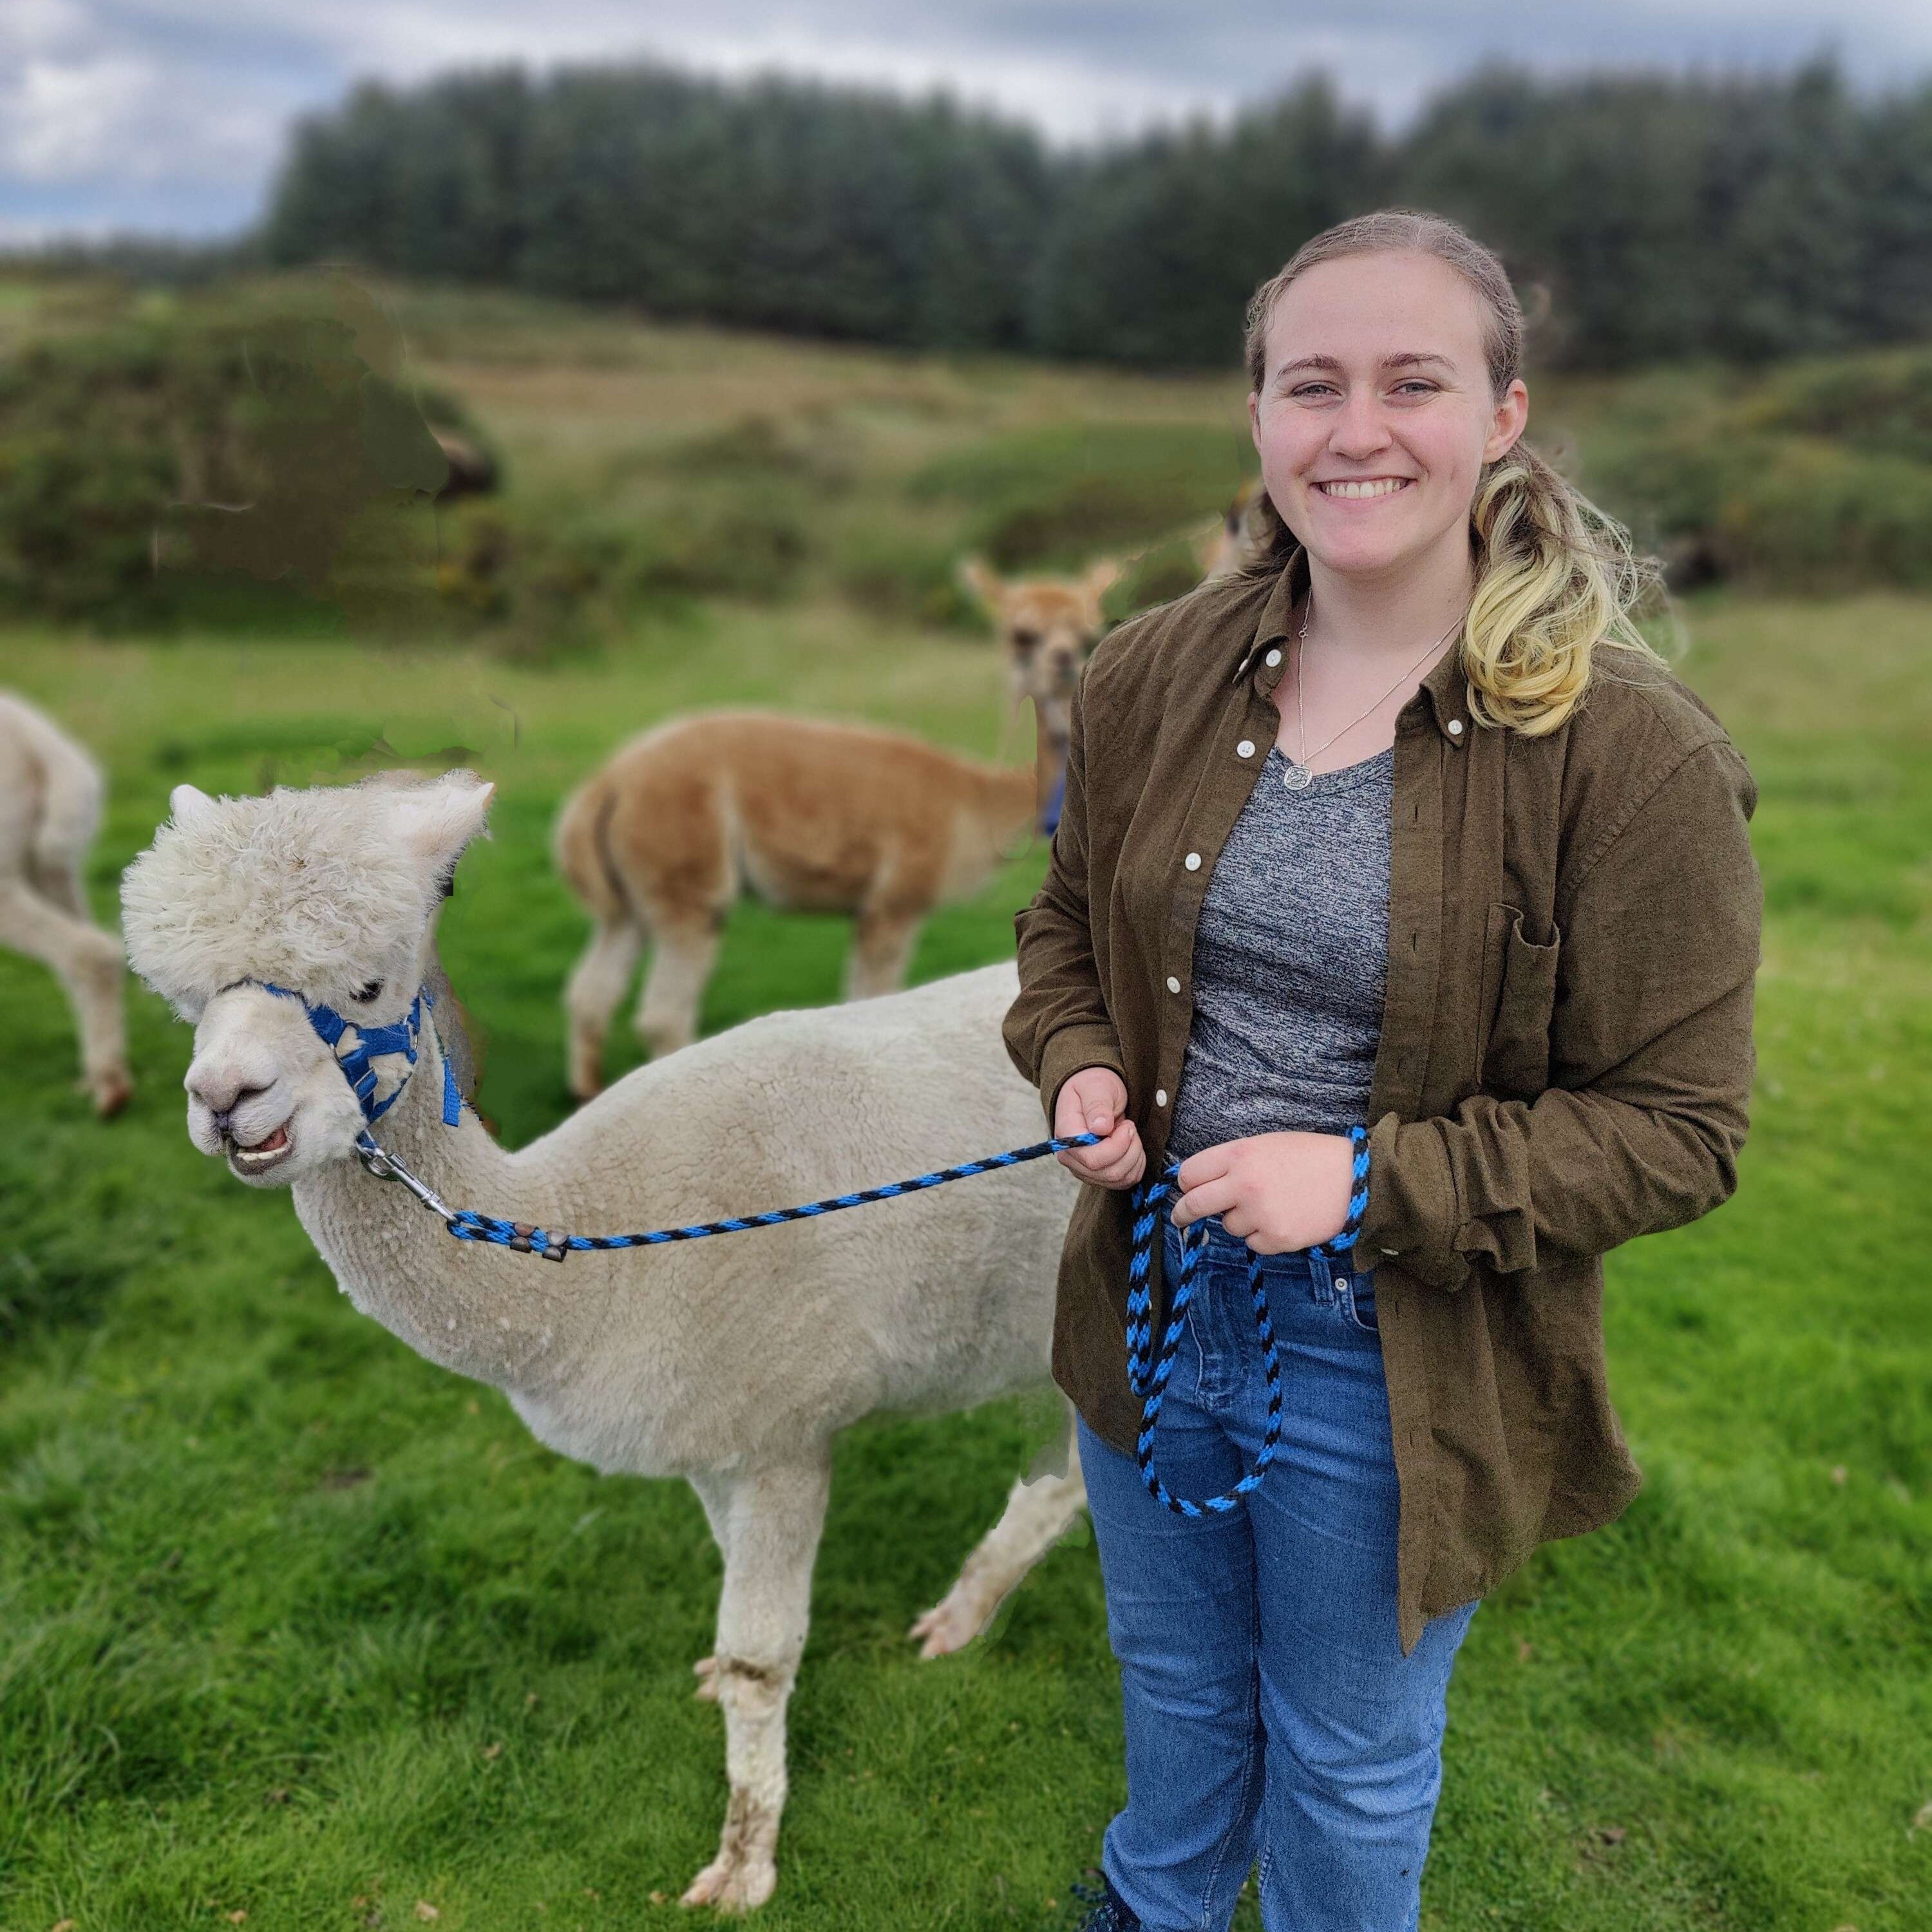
[
  {"xmin": 553, "ymin": 712, "xmax": 1048, "ymax": 1097},
  {"xmin": 122, "ymin": 771, "xmax": 1086, "ymax": 1913},
  {"xmin": 0, "ymin": 692, "xmax": 131, "ymax": 1115}
]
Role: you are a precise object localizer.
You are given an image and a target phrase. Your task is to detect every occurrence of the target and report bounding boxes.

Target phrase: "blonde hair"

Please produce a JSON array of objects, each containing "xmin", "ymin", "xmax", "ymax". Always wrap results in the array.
[{"xmin": 1240, "ymin": 209, "xmax": 1663, "ymax": 736}]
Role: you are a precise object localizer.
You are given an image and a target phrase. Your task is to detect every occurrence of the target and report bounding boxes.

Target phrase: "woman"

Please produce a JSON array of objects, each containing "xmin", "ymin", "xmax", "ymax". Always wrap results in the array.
[{"xmin": 1001, "ymin": 210, "xmax": 1760, "ymax": 1932}]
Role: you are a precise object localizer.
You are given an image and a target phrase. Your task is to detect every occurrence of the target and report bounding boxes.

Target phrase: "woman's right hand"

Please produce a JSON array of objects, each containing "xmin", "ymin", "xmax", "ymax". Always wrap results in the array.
[{"xmin": 1054, "ymin": 1066, "xmax": 1146, "ymax": 1190}]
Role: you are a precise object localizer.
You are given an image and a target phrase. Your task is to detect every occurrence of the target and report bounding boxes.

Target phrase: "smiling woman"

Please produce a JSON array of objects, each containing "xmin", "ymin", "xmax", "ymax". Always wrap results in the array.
[{"xmin": 1002, "ymin": 209, "xmax": 1762, "ymax": 1932}]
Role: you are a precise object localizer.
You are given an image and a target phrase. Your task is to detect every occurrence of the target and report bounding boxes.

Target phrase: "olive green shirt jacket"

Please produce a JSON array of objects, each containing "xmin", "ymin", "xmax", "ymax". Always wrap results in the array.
[{"xmin": 1002, "ymin": 558, "xmax": 1761, "ymax": 1651}]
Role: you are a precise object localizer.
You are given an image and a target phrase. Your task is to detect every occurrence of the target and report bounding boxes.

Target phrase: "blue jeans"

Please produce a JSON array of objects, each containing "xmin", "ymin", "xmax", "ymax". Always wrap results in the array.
[{"xmin": 1079, "ymin": 1216, "xmax": 1477, "ymax": 1932}]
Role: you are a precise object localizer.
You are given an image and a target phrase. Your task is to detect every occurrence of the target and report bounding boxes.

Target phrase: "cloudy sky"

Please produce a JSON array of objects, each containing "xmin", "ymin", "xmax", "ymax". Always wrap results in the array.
[{"xmin": 5, "ymin": 0, "xmax": 1929, "ymax": 243}]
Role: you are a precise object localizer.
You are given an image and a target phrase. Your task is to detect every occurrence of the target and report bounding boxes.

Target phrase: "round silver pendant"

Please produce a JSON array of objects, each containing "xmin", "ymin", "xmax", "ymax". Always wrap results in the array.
[{"xmin": 1281, "ymin": 760, "xmax": 1315, "ymax": 793}]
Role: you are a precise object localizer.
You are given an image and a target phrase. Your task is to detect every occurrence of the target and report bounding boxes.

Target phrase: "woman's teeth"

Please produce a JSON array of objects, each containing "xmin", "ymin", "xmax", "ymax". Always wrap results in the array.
[{"xmin": 1318, "ymin": 478, "xmax": 1410, "ymax": 498}]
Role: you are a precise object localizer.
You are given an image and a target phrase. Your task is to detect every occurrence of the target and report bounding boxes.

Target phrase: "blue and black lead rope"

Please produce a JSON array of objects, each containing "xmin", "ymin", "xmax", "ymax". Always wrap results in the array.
[
  {"xmin": 435, "ymin": 1135, "xmax": 1112, "ymax": 1260},
  {"xmin": 1122, "ymin": 1122, "xmax": 1369, "ymax": 1519}
]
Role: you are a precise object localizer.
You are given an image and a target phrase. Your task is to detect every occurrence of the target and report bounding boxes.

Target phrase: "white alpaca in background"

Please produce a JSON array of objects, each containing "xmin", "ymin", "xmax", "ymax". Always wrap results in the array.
[
  {"xmin": 121, "ymin": 770, "xmax": 1086, "ymax": 1913},
  {"xmin": 0, "ymin": 691, "xmax": 131, "ymax": 1115}
]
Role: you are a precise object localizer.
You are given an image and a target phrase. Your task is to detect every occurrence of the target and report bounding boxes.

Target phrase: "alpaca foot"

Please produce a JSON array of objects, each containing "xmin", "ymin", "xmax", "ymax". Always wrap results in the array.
[
  {"xmin": 679, "ymin": 1851, "xmax": 777, "ymax": 1914},
  {"xmin": 91, "ymin": 1069, "xmax": 132, "ymax": 1119},
  {"xmin": 693, "ymin": 1655, "xmax": 720, "ymax": 1702},
  {"xmin": 909, "ymin": 1586, "xmax": 994, "ymax": 1659},
  {"xmin": 680, "ymin": 1789, "xmax": 779, "ymax": 1915}
]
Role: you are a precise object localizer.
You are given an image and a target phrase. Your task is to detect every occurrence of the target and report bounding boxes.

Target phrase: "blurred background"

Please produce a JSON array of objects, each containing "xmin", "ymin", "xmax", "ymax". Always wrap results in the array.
[{"xmin": 2, "ymin": 6, "xmax": 1929, "ymax": 1930}]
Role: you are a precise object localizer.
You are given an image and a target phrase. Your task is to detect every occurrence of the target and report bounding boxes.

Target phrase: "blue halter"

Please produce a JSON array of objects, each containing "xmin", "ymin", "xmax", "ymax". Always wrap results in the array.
[{"xmin": 260, "ymin": 980, "xmax": 462, "ymax": 1130}]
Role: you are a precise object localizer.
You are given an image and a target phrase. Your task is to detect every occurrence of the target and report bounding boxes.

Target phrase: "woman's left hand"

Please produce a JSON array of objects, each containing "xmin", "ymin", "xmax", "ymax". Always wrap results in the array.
[{"xmin": 1171, "ymin": 1131, "xmax": 1357, "ymax": 1254}]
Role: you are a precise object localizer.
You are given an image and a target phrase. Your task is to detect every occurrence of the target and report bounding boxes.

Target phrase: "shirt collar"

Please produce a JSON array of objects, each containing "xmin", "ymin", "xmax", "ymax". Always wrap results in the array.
[{"xmin": 1231, "ymin": 546, "xmax": 1473, "ymax": 746}]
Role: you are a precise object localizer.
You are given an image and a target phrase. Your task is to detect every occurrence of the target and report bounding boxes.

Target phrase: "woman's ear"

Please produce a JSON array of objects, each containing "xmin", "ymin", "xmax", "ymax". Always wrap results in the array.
[{"xmin": 1483, "ymin": 379, "xmax": 1530, "ymax": 464}]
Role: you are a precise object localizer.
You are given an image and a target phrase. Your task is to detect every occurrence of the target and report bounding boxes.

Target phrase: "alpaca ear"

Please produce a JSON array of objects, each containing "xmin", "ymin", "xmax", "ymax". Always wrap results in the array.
[
  {"xmin": 169, "ymin": 783, "xmax": 218, "ymax": 831},
  {"xmin": 397, "ymin": 772, "xmax": 495, "ymax": 877},
  {"xmin": 1082, "ymin": 557, "xmax": 1121, "ymax": 605},
  {"xmin": 958, "ymin": 555, "xmax": 1005, "ymax": 613}
]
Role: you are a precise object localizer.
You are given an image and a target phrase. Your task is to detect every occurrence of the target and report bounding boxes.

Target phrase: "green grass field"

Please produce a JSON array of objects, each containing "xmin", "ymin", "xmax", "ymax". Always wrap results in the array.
[{"xmin": 2, "ymin": 295, "xmax": 1930, "ymax": 1931}]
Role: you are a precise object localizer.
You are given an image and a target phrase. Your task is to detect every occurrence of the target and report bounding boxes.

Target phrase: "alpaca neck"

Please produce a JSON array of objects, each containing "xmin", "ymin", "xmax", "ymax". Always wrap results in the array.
[{"xmin": 290, "ymin": 1031, "xmax": 595, "ymax": 1396}]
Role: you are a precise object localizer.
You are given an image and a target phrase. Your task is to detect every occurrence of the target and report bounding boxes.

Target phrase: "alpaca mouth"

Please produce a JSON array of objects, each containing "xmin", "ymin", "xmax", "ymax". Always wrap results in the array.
[{"xmin": 228, "ymin": 1121, "xmax": 293, "ymax": 1173}]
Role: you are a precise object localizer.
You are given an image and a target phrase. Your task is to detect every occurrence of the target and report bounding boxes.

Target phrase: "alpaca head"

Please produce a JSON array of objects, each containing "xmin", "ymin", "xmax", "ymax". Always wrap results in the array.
[
  {"xmin": 122, "ymin": 771, "xmax": 492, "ymax": 1187},
  {"xmin": 957, "ymin": 555, "xmax": 1117, "ymax": 755}
]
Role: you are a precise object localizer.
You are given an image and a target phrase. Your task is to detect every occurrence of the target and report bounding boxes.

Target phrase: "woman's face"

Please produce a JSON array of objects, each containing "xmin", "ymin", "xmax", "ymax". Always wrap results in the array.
[{"xmin": 1248, "ymin": 250, "xmax": 1528, "ymax": 585}]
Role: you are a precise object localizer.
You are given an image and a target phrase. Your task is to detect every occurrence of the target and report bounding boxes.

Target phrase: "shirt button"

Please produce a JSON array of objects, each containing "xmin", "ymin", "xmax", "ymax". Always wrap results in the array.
[
  {"xmin": 1447, "ymin": 719, "xmax": 1464, "ymax": 736},
  {"xmin": 1155, "ymin": 1089, "xmax": 1168, "ymax": 1107},
  {"xmin": 1381, "ymin": 1247, "xmax": 1401, "ymax": 1257},
  {"xmin": 1265, "ymin": 648, "xmax": 1282, "ymax": 667},
  {"xmin": 1236, "ymin": 739, "xmax": 1255, "ymax": 758},
  {"xmin": 1184, "ymin": 851, "xmax": 1201, "ymax": 871},
  {"xmin": 1166, "ymin": 976, "xmax": 1181, "ymax": 994}
]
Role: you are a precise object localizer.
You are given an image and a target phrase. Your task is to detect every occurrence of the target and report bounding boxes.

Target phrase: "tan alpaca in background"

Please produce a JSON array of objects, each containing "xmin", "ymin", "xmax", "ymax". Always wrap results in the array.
[
  {"xmin": 554, "ymin": 556, "xmax": 1119, "ymax": 1097},
  {"xmin": 554, "ymin": 713, "xmax": 1050, "ymax": 1097},
  {"xmin": 0, "ymin": 692, "xmax": 131, "ymax": 1115}
]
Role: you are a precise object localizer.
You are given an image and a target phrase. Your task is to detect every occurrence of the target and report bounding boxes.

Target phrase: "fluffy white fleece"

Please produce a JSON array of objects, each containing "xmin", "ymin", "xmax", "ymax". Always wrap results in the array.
[{"xmin": 121, "ymin": 772, "xmax": 486, "ymax": 1021}]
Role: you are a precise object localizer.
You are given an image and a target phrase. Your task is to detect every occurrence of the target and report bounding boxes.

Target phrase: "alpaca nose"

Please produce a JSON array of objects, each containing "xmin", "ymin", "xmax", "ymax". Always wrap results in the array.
[{"xmin": 187, "ymin": 1065, "xmax": 272, "ymax": 1125}]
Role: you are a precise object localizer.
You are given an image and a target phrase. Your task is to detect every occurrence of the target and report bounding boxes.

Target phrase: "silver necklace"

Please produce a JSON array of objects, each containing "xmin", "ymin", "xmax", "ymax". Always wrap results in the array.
[{"xmin": 1282, "ymin": 592, "xmax": 1465, "ymax": 792}]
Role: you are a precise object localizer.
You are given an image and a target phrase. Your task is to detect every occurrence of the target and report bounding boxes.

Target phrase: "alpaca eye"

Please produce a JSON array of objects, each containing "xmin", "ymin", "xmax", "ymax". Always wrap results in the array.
[{"xmin": 352, "ymin": 980, "xmax": 383, "ymax": 1004}]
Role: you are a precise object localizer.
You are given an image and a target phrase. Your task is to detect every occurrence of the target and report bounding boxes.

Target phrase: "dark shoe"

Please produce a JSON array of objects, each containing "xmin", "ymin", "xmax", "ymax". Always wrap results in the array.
[{"xmin": 1069, "ymin": 1871, "xmax": 1140, "ymax": 1931}]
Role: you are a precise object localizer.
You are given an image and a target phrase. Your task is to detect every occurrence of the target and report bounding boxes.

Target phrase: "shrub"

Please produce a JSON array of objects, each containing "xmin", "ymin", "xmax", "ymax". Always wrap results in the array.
[
  {"xmin": 912, "ymin": 422, "xmax": 1251, "ymax": 571},
  {"xmin": 0, "ymin": 278, "xmax": 482, "ymax": 625}
]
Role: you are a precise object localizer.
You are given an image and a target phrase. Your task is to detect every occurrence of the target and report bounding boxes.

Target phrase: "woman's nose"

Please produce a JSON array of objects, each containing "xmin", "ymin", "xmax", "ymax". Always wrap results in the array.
[{"xmin": 1329, "ymin": 398, "xmax": 1393, "ymax": 459}]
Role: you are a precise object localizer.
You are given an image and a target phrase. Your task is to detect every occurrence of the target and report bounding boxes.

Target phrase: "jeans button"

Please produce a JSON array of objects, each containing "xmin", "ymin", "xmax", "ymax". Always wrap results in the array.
[{"xmin": 1336, "ymin": 1276, "xmax": 1350, "ymax": 1294}]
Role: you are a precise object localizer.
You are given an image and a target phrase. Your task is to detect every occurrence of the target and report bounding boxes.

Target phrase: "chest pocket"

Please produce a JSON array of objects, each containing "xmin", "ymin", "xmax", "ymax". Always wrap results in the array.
[{"xmin": 1478, "ymin": 902, "xmax": 1560, "ymax": 1099}]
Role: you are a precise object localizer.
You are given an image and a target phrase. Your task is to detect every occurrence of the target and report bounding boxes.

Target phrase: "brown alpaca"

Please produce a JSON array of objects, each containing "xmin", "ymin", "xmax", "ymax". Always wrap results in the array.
[{"xmin": 554, "ymin": 712, "xmax": 1052, "ymax": 1097}]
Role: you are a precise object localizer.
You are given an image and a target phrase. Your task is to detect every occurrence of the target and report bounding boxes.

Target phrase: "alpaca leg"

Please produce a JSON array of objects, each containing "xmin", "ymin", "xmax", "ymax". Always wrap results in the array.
[
  {"xmin": 910, "ymin": 1406, "xmax": 1086, "ymax": 1658},
  {"xmin": 27, "ymin": 850, "xmax": 89, "ymax": 921},
  {"xmin": 683, "ymin": 1455, "xmax": 832, "ymax": 1913},
  {"xmin": 635, "ymin": 910, "xmax": 720, "ymax": 1060},
  {"xmin": 564, "ymin": 916, "xmax": 643, "ymax": 1100},
  {"xmin": 844, "ymin": 907, "xmax": 920, "ymax": 1003},
  {"xmin": 0, "ymin": 881, "xmax": 130, "ymax": 1116}
]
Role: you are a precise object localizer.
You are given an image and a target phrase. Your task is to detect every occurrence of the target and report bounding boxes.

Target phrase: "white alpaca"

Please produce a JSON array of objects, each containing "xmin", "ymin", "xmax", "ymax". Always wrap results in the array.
[
  {"xmin": 121, "ymin": 770, "xmax": 1086, "ymax": 1913},
  {"xmin": 0, "ymin": 692, "xmax": 131, "ymax": 1115}
]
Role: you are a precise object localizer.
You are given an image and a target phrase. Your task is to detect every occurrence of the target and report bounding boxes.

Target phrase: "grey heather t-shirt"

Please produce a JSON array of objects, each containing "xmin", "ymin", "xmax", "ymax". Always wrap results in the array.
[{"xmin": 1166, "ymin": 742, "xmax": 1393, "ymax": 1159}]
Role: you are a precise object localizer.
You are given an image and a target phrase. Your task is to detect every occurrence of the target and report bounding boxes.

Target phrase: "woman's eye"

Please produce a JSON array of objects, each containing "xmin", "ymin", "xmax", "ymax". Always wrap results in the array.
[{"xmin": 352, "ymin": 980, "xmax": 383, "ymax": 1004}]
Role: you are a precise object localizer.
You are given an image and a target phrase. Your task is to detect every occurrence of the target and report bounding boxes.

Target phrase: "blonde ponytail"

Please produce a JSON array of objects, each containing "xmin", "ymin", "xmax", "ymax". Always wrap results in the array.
[{"xmin": 1461, "ymin": 445, "xmax": 1662, "ymax": 735}]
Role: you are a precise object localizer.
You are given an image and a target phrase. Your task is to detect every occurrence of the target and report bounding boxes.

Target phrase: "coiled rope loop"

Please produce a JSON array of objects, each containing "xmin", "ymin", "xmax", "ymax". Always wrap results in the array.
[{"xmin": 1122, "ymin": 1122, "xmax": 1369, "ymax": 1517}]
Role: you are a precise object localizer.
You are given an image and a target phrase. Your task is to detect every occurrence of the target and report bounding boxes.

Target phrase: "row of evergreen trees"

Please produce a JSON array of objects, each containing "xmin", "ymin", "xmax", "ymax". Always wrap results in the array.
[{"xmin": 262, "ymin": 59, "xmax": 1932, "ymax": 370}]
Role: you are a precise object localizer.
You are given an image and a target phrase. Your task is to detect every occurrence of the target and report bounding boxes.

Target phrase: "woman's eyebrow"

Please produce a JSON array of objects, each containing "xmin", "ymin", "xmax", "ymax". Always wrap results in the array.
[{"xmin": 1274, "ymin": 351, "xmax": 1455, "ymax": 379}]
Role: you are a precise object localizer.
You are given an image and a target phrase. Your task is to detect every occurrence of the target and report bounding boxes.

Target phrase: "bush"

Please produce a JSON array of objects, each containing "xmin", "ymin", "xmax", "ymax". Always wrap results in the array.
[
  {"xmin": 913, "ymin": 421, "xmax": 1251, "ymax": 570},
  {"xmin": 1714, "ymin": 439, "xmax": 1932, "ymax": 590},
  {"xmin": 0, "ymin": 276, "xmax": 483, "ymax": 625}
]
